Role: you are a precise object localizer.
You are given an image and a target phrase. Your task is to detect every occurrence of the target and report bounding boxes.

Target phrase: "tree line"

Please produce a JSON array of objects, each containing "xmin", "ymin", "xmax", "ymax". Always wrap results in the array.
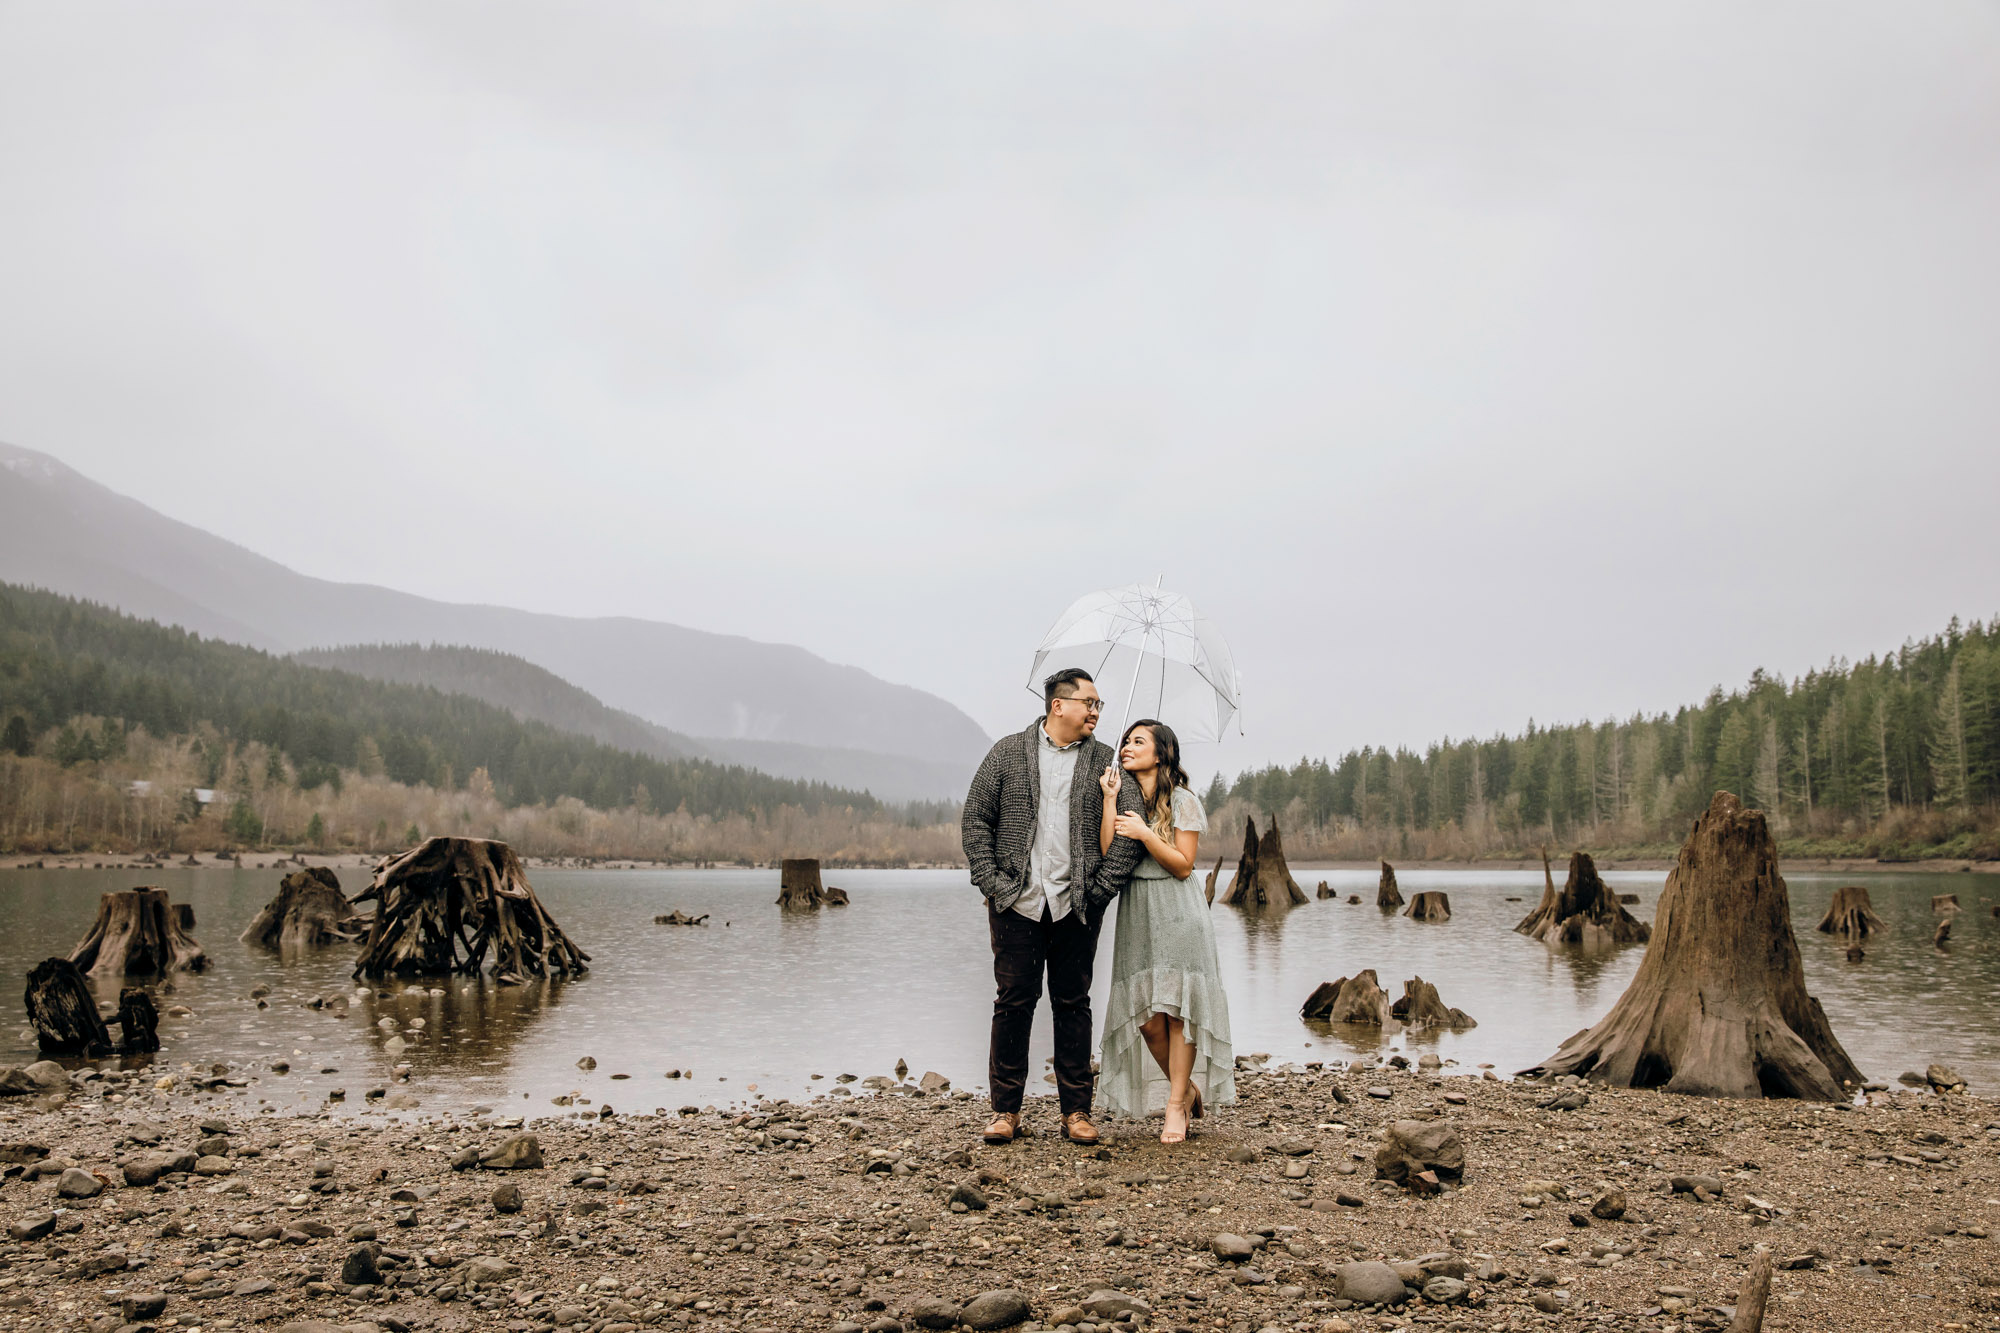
[
  {"xmin": 1206, "ymin": 615, "xmax": 2000, "ymax": 860},
  {"xmin": 0, "ymin": 582, "xmax": 881, "ymax": 825}
]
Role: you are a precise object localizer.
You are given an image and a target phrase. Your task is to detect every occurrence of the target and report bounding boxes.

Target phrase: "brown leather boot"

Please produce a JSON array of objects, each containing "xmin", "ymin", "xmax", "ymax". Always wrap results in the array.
[
  {"xmin": 1061, "ymin": 1111, "xmax": 1101, "ymax": 1146},
  {"xmin": 982, "ymin": 1111, "xmax": 1021, "ymax": 1145}
]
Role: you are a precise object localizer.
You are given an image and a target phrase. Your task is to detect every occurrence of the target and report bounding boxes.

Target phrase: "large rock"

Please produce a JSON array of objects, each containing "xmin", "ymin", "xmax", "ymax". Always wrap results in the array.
[
  {"xmin": 464, "ymin": 1255, "xmax": 521, "ymax": 1286},
  {"xmin": 961, "ymin": 1290, "xmax": 1032, "ymax": 1331},
  {"xmin": 1210, "ymin": 1233, "xmax": 1257, "ymax": 1261},
  {"xmin": 1081, "ymin": 1290, "xmax": 1151, "ymax": 1318},
  {"xmin": 8, "ymin": 1212, "xmax": 55, "ymax": 1241},
  {"xmin": 340, "ymin": 1244, "xmax": 382, "ymax": 1286},
  {"xmin": 1332, "ymin": 1261, "xmax": 1410, "ymax": 1306},
  {"xmin": 277, "ymin": 1323, "xmax": 387, "ymax": 1333},
  {"xmin": 480, "ymin": 1135, "xmax": 544, "ymax": 1170},
  {"xmin": 1374, "ymin": 1120, "xmax": 1464, "ymax": 1191},
  {"xmin": 907, "ymin": 1297, "xmax": 961, "ymax": 1329},
  {"xmin": 122, "ymin": 1151, "xmax": 198, "ymax": 1187},
  {"xmin": 56, "ymin": 1166, "xmax": 106, "ymax": 1198}
]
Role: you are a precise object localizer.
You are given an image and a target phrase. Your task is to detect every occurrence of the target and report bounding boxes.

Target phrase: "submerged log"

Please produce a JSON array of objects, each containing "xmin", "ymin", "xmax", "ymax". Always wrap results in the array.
[
  {"xmin": 1377, "ymin": 860, "xmax": 1403, "ymax": 909},
  {"xmin": 115, "ymin": 987, "xmax": 159, "ymax": 1054},
  {"xmin": 653, "ymin": 910, "xmax": 710, "ymax": 926},
  {"xmin": 778, "ymin": 859, "xmax": 829, "ymax": 911},
  {"xmin": 1300, "ymin": 969, "xmax": 1394, "ymax": 1025},
  {"xmin": 241, "ymin": 868, "xmax": 367, "ymax": 951},
  {"xmin": 1315, "ymin": 881, "xmax": 1334, "ymax": 900},
  {"xmin": 1404, "ymin": 891, "xmax": 1452, "ymax": 922},
  {"xmin": 69, "ymin": 888, "xmax": 207, "ymax": 978},
  {"xmin": 1218, "ymin": 817, "xmax": 1307, "ymax": 908},
  {"xmin": 1519, "ymin": 792, "xmax": 1861, "ymax": 1100},
  {"xmin": 1815, "ymin": 885, "xmax": 1885, "ymax": 938},
  {"xmin": 1390, "ymin": 976, "xmax": 1477, "ymax": 1030},
  {"xmin": 24, "ymin": 958, "xmax": 112, "ymax": 1056},
  {"xmin": 351, "ymin": 838, "xmax": 588, "ymax": 980},
  {"xmin": 1513, "ymin": 852, "xmax": 1650, "ymax": 946}
]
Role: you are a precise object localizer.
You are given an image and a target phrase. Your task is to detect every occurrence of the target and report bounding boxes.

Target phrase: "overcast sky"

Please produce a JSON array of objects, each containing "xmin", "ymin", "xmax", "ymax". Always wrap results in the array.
[{"xmin": 3, "ymin": 2, "xmax": 1998, "ymax": 778}]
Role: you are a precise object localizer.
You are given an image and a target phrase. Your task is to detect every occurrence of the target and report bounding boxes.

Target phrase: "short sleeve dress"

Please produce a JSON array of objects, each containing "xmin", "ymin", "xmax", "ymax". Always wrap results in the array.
[{"xmin": 1098, "ymin": 786, "xmax": 1236, "ymax": 1120}]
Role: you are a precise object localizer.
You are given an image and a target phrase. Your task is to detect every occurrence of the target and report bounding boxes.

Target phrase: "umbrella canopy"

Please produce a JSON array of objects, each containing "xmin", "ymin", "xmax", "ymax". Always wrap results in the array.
[{"xmin": 1027, "ymin": 581, "xmax": 1242, "ymax": 742}]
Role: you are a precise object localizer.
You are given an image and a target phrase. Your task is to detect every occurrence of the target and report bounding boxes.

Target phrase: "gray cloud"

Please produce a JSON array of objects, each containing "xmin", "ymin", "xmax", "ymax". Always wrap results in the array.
[{"xmin": 3, "ymin": 1, "xmax": 1997, "ymax": 778}]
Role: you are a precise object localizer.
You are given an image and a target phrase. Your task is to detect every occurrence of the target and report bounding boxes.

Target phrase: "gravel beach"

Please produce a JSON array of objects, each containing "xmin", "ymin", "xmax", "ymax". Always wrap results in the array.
[{"xmin": 2, "ymin": 1057, "xmax": 1996, "ymax": 1333}]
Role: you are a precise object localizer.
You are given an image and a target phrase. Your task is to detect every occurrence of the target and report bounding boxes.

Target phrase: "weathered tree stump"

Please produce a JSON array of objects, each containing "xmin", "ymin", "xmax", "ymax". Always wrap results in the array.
[
  {"xmin": 1315, "ymin": 881, "xmax": 1334, "ymax": 900},
  {"xmin": 241, "ymin": 868, "xmax": 367, "ymax": 951},
  {"xmin": 1727, "ymin": 1248, "xmax": 1773, "ymax": 1333},
  {"xmin": 1219, "ymin": 817, "xmax": 1307, "ymax": 908},
  {"xmin": 822, "ymin": 886, "xmax": 850, "ymax": 906},
  {"xmin": 1300, "ymin": 969, "xmax": 1394, "ymax": 1025},
  {"xmin": 778, "ymin": 859, "xmax": 829, "ymax": 910},
  {"xmin": 351, "ymin": 838, "xmax": 588, "ymax": 981},
  {"xmin": 1519, "ymin": 793, "xmax": 1861, "ymax": 1099},
  {"xmin": 1513, "ymin": 852, "xmax": 1650, "ymax": 946},
  {"xmin": 1203, "ymin": 856, "xmax": 1224, "ymax": 906},
  {"xmin": 1815, "ymin": 886, "xmax": 1885, "ymax": 938},
  {"xmin": 1346, "ymin": 893, "xmax": 1361, "ymax": 905},
  {"xmin": 115, "ymin": 987, "xmax": 159, "ymax": 1054},
  {"xmin": 24, "ymin": 958, "xmax": 112, "ymax": 1056},
  {"xmin": 1933, "ymin": 894, "xmax": 1960, "ymax": 913},
  {"xmin": 1390, "ymin": 976, "xmax": 1477, "ymax": 1030},
  {"xmin": 1935, "ymin": 918, "xmax": 1952, "ymax": 948},
  {"xmin": 172, "ymin": 904, "xmax": 196, "ymax": 931},
  {"xmin": 1845, "ymin": 944, "xmax": 1865, "ymax": 962},
  {"xmin": 69, "ymin": 888, "xmax": 207, "ymax": 978},
  {"xmin": 1404, "ymin": 891, "xmax": 1452, "ymax": 922},
  {"xmin": 1377, "ymin": 860, "xmax": 1403, "ymax": 909}
]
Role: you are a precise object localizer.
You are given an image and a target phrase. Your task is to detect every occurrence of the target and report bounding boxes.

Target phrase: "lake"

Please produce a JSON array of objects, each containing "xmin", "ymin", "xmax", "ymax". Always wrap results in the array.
[{"xmin": 0, "ymin": 864, "xmax": 1992, "ymax": 1118}]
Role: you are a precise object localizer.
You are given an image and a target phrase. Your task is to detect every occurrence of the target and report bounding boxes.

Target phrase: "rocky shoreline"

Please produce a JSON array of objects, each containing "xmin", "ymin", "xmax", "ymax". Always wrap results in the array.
[{"xmin": 2, "ymin": 1059, "xmax": 1996, "ymax": 1333}]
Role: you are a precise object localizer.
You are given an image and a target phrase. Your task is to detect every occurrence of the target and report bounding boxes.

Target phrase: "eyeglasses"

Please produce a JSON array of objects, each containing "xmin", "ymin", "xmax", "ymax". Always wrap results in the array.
[{"xmin": 1058, "ymin": 696, "xmax": 1105, "ymax": 712}]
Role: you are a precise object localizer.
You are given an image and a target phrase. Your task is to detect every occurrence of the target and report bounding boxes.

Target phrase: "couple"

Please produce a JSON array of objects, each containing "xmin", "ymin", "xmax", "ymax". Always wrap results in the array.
[{"xmin": 960, "ymin": 666, "xmax": 1233, "ymax": 1147}]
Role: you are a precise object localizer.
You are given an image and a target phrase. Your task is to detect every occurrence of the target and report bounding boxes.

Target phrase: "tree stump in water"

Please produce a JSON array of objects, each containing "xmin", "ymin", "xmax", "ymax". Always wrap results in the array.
[
  {"xmin": 69, "ymin": 888, "xmax": 207, "ymax": 978},
  {"xmin": 1315, "ymin": 881, "xmax": 1334, "ymax": 900},
  {"xmin": 1346, "ymin": 893, "xmax": 1361, "ymax": 905},
  {"xmin": 1377, "ymin": 861, "xmax": 1403, "ymax": 909},
  {"xmin": 351, "ymin": 838, "xmax": 588, "ymax": 981},
  {"xmin": 1390, "ymin": 976, "xmax": 1477, "ymax": 1030},
  {"xmin": 1519, "ymin": 792, "xmax": 1861, "ymax": 1100},
  {"xmin": 1203, "ymin": 856, "xmax": 1224, "ymax": 906},
  {"xmin": 778, "ymin": 859, "xmax": 830, "ymax": 910},
  {"xmin": 1218, "ymin": 817, "xmax": 1307, "ymax": 908},
  {"xmin": 241, "ymin": 868, "xmax": 368, "ymax": 951},
  {"xmin": 822, "ymin": 886, "xmax": 850, "ymax": 906},
  {"xmin": 1933, "ymin": 894, "xmax": 1960, "ymax": 913},
  {"xmin": 24, "ymin": 958, "xmax": 112, "ymax": 1056},
  {"xmin": 1513, "ymin": 852, "xmax": 1650, "ymax": 946},
  {"xmin": 1815, "ymin": 886, "xmax": 1885, "ymax": 938},
  {"xmin": 172, "ymin": 904, "xmax": 196, "ymax": 931},
  {"xmin": 1935, "ymin": 918, "xmax": 1952, "ymax": 948},
  {"xmin": 1404, "ymin": 891, "xmax": 1452, "ymax": 922},
  {"xmin": 1300, "ymin": 969, "xmax": 1394, "ymax": 1025},
  {"xmin": 115, "ymin": 987, "xmax": 159, "ymax": 1054}
]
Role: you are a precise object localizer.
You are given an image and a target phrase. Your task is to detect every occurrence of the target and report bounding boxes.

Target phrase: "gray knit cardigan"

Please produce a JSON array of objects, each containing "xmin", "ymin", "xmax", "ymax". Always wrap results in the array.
[{"xmin": 961, "ymin": 718, "xmax": 1147, "ymax": 918}]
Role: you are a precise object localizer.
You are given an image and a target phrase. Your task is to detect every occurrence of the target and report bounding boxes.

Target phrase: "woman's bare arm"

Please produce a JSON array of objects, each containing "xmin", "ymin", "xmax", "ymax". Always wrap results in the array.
[{"xmin": 1097, "ymin": 765, "xmax": 1120, "ymax": 855}]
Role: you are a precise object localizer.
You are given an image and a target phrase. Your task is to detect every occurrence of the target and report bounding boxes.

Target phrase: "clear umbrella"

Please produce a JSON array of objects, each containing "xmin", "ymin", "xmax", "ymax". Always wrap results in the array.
[{"xmin": 1027, "ymin": 578, "xmax": 1243, "ymax": 742}]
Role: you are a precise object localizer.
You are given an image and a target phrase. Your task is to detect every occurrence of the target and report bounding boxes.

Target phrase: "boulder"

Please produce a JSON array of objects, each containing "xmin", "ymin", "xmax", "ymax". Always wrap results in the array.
[
  {"xmin": 339, "ymin": 1243, "xmax": 383, "ymax": 1285},
  {"xmin": 1080, "ymin": 1290, "xmax": 1151, "ymax": 1318},
  {"xmin": 1211, "ymin": 1233, "xmax": 1257, "ymax": 1261},
  {"xmin": 1374, "ymin": 1120, "xmax": 1464, "ymax": 1191},
  {"xmin": 961, "ymin": 1290, "xmax": 1032, "ymax": 1331},
  {"xmin": 1332, "ymin": 1261, "xmax": 1409, "ymax": 1306},
  {"xmin": 8, "ymin": 1212, "xmax": 56, "ymax": 1241},
  {"xmin": 463, "ymin": 1254, "xmax": 520, "ymax": 1286},
  {"xmin": 490, "ymin": 1182, "xmax": 524, "ymax": 1213},
  {"xmin": 908, "ymin": 1297, "xmax": 961, "ymax": 1330},
  {"xmin": 56, "ymin": 1166, "xmax": 106, "ymax": 1198},
  {"xmin": 480, "ymin": 1135, "xmax": 544, "ymax": 1170}
]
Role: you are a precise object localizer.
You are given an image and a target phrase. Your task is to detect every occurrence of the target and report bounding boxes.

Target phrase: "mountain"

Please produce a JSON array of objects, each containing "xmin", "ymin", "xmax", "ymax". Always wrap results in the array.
[
  {"xmin": 0, "ymin": 582, "xmax": 877, "ymax": 819},
  {"xmin": 295, "ymin": 643, "xmax": 980, "ymax": 802},
  {"xmin": 0, "ymin": 442, "xmax": 985, "ymax": 799}
]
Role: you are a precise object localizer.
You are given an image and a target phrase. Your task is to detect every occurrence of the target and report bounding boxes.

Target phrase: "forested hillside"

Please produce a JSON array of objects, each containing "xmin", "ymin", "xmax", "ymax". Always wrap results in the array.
[
  {"xmin": 0, "ymin": 584, "xmax": 968, "ymax": 861},
  {"xmin": 1207, "ymin": 616, "xmax": 2000, "ymax": 861}
]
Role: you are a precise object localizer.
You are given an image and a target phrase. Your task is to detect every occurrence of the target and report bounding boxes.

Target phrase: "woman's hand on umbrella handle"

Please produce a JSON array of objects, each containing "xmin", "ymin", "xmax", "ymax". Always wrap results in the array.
[{"xmin": 1098, "ymin": 763, "xmax": 1120, "ymax": 800}]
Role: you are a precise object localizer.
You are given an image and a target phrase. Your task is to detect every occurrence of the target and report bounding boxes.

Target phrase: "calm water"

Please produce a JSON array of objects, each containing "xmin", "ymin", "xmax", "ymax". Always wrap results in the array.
[{"xmin": 0, "ymin": 864, "xmax": 1994, "ymax": 1118}]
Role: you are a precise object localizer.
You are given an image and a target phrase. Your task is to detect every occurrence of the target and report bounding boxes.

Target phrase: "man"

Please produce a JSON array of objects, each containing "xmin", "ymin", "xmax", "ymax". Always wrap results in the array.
[{"xmin": 961, "ymin": 667, "xmax": 1144, "ymax": 1146}]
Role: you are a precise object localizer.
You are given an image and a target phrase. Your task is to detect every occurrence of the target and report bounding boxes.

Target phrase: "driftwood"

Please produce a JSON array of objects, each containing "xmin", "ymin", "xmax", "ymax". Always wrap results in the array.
[
  {"xmin": 1390, "ymin": 976, "xmax": 1477, "ymax": 1030},
  {"xmin": 1404, "ymin": 891, "xmax": 1452, "ymax": 922},
  {"xmin": 1520, "ymin": 792, "xmax": 1861, "ymax": 1100},
  {"xmin": 654, "ymin": 911, "xmax": 709, "ymax": 926},
  {"xmin": 1727, "ymin": 1248, "xmax": 1773, "ymax": 1333},
  {"xmin": 1203, "ymin": 856, "xmax": 1224, "ymax": 906},
  {"xmin": 1815, "ymin": 885, "xmax": 1885, "ymax": 938},
  {"xmin": 778, "ymin": 859, "xmax": 832, "ymax": 910},
  {"xmin": 351, "ymin": 838, "xmax": 588, "ymax": 981},
  {"xmin": 1315, "ymin": 881, "xmax": 1334, "ymax": 900},
  {"xmin": 24, "ymin": 958, "xmax": 112, "ymax": 1056},
  {"xmin": 69, "ymin": 888, "xmax": 207, "ymax": 978},
  {"xmin": 241, "ymin": 868, "xmax": 367, "ymax": 951},
  {"xmin": 1377, "ymin": 860, "xmax": 1403, "ymax": 909},
  {"xmin": 1219, "ymin": 817, "xmax": 1307, "ymax": 908},
  {"xmin": 1514, "ymin": 852, "xmax": 1650, "ymax": 946},
  {"xmin": 1300, "ymin": 969, "xmax": 1394, "ymax": 1025},
  {"xmin": 115, "ymin": 987, "xmax": 159, "ymax": 1054}
]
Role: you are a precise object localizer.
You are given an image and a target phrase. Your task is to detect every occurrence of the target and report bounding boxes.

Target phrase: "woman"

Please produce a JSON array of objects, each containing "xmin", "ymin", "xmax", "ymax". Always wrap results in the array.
[{"xmin": 1095, "ymin": 719, "xmax": 1234, "ymax": 1143}]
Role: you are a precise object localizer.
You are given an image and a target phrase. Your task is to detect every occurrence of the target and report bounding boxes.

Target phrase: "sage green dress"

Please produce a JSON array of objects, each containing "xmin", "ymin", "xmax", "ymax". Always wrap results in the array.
[{"xmin": 1099, "ymin": 786, "xmax": 1236, "ymax": 1120}]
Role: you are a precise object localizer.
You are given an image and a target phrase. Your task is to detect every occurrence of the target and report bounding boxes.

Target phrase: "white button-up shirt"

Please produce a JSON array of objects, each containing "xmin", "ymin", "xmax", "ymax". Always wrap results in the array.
[{"xmin": 1015, "ymin": 722, "xmax": 1080, "ymax": 921}]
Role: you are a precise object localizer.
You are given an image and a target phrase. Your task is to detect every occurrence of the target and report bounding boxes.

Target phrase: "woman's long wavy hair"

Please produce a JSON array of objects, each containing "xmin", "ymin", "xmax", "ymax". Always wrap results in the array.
[{"xmin": 1119, "ymin": 718, "xmax": 1189, "ymax": 838}]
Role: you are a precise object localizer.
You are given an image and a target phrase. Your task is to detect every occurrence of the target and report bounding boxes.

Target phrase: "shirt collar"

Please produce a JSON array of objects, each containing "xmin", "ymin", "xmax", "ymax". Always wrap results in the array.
[{"xmin": 1039, "ymin": 722, "xmax": 1082, "ymax": 753}]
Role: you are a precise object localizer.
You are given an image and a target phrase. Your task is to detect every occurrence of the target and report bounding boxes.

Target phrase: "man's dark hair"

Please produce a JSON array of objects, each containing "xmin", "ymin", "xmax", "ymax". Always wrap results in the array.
[{"xmin": 1043, "ymin": 667, "xmax": 1094, "ymax": 711}]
